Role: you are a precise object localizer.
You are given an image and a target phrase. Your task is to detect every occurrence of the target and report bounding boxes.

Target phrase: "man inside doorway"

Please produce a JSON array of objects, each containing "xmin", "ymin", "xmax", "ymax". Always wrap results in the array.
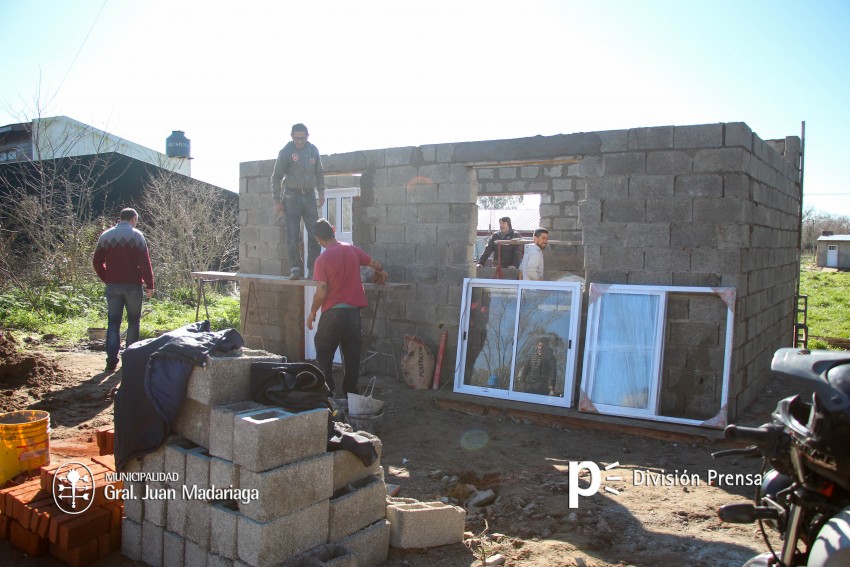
[
  {"xmin": 307, "ymin": 218, "xmax": 387, "ymax": 395},
  {"xmin": 519, "ymin": 228, "xmax": 549, "ymax": 281},
  {"xmin": 271, "ymin": 123, "xmax": 325, "ymax": 280},
  {"xmin": 477, "ymin": 216, "xmax": 520, "ymax": 271}
]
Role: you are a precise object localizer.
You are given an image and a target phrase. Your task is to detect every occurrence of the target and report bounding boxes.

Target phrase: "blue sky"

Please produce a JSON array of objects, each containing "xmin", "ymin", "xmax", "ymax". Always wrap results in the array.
[{"xmin": 1, "ymin": 0, "xmax": 848, "ymax": 214}]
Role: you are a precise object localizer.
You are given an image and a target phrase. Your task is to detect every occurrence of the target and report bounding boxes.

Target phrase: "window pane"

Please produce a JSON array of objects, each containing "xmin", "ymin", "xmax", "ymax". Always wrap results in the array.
[
  {"xmin": 463, "ymin": 287, "xmax": 517, "ymax": 390},
  {"xmin": 327, "ymin": 199, "xmax": 337, "ymax": 229},
  {"xmin": 590, "ymin": 293, "xmax": 660, "ymax": 409},
  {"xmin": 514, "ymin": 289, "xmax": 574, "ymax": 397},
  {"xmin": 342, "ymin": 197, "xmax": 352, "ymax": 232}
]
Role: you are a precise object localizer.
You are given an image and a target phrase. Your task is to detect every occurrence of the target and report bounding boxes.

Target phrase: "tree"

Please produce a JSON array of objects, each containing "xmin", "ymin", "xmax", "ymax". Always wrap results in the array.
[
  {"xmin": 0, "ymin": 110, "xmax": 128, "ymax": 289},
  {"xmin": 477, "ymin": 195, "xmax": 524, "ymax": 210},
  {"xmin": 141, "ymin": 170, "xmax": 238, "ymax": 292}
]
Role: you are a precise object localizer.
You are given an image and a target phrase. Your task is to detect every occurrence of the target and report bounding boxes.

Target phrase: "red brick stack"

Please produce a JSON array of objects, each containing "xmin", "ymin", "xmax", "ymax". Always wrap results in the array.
[{"xmin": 0, "ymin": 432, "xmax": 123, "ymax": 566}]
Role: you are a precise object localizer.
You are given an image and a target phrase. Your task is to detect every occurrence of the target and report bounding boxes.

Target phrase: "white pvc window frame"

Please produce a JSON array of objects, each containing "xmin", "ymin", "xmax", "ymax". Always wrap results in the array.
[
  {"xmin": 579, "ymin": 284, "xmax": 735, "ymax": 428},
  {"xmin": 454, "ymin": 278, "xmax": 583, "ymax": 408}
]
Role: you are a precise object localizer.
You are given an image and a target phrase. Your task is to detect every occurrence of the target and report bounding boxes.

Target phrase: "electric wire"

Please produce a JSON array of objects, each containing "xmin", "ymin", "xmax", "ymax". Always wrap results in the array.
[{"xmin": 55, "ymin": 0, "xmax": 109, "ymax": 97}]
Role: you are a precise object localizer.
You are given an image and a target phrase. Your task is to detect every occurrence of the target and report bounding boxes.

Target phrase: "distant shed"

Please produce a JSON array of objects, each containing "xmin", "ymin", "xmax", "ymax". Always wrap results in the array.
[{"xmin": 816, "ymin": 235, "xmax": 850, "ymax": 269}]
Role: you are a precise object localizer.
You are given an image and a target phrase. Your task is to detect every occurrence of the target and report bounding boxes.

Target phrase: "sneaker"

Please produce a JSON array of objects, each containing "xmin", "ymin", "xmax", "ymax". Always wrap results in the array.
[
  {"xmin": 105, "ymin": 363, "xmax": 118, "ymax": 373},
  {"xmin": 289, "ymin": 267, "xmax": 302, "ymax": 280}
]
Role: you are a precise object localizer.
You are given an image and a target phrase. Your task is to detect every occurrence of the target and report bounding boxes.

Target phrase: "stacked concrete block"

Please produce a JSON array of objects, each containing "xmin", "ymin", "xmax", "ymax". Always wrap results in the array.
[
  {"xmin": 123, "ymin": 352, "xmax": 392, "ymax": 567},
  {"xmin": 385, "ymin": 501, "xmax": 466, "ymax": 549},
  {"xmin": 173, "ymin": 351, "xmax": 283, "ymax": 448}
]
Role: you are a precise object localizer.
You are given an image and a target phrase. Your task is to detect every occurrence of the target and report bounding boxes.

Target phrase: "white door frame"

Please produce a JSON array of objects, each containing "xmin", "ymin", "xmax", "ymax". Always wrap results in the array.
[
  {"xmin": 827, "ymin": 244, "xmax": 839, "ymax": 268},
  {"xmin": 304, "ymin": 187, "xmax": 359, "ymax": 361}
]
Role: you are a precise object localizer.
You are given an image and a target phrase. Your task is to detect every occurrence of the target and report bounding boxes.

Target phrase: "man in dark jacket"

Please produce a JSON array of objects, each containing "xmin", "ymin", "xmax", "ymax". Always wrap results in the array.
[
  {"xmin": 92, "ymin": 208, "xmax": 155, "ymax": 372},
  {"xmin": 517, "ymin": 338, "xmax": 558, "ymax": 396},
  {"xmin": 271, "ymin": 123, "xmax": 325, "ymax": 280},
  {"xmin": 477, "ymin": 216, "xmax": 520, "ymax": 270}
]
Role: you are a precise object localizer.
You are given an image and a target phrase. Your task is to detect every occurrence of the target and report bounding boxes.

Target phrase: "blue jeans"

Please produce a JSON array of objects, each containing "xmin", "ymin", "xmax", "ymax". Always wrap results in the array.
[
  {"xmin": 283, "ymin": 189, "xmax": 320, "ymax": 272},
  {"xmin": 105, "ymin": 283, "xmax": 144, "ymax": 367},
  {"xmin": 315, "ymin": 308, "xmax": 363, "ymax": 395}
]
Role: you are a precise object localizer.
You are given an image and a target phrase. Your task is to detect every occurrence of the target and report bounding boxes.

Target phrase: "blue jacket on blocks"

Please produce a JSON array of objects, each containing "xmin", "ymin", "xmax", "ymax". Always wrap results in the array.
[{"xmin": 113, "ymin": 321, "xmax": 244, "ymax": 471}]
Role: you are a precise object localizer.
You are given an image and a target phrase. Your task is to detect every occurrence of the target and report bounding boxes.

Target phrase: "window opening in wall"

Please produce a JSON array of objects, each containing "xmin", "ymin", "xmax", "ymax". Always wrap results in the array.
[
  {"xmin": 455, "ymin": 278, "xmax": 582, "ymax": 407},
  {"xmin": 579, "ymin": 284, "xmax": 735, "ymax": 428},
  {"xmin": 475, "ymin": 194, "xmax": 541, "ymax": 264}
]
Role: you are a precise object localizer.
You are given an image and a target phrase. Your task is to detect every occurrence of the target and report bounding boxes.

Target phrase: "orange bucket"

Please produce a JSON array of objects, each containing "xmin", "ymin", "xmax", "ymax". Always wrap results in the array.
[{"xmin": 0, "ymin": 410, "xmax": 51, "ymax": 483}]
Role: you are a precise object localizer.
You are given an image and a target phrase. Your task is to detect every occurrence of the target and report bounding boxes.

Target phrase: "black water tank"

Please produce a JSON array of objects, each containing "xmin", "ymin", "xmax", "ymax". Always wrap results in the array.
[{"xmin": 166, "ymin": 130, "xmax": 191, "ymax": 158}]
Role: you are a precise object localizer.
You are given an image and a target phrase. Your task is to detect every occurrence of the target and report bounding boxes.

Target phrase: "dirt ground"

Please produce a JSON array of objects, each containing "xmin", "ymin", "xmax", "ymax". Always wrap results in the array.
[{"xmin": 0, "ymin": 331, "xmax": 803, "ymax": 567}]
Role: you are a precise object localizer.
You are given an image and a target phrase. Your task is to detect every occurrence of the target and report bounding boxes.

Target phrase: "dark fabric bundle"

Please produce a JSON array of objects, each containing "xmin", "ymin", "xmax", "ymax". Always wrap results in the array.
[{"xmin": 250, "ymin": 361, "xmax": 333, "ymax": 413}]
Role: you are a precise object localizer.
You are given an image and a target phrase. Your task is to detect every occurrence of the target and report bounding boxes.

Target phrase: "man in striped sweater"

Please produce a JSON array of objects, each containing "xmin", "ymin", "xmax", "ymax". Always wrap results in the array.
[{"xmin": 92, "ymin": 208, "xmax": 155, "ymax": 372}]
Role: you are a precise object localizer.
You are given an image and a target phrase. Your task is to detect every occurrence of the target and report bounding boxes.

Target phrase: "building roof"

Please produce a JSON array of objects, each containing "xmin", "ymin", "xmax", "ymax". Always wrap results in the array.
[{"xmin": 817, "ymin": 235, "xmax": 850, "ymax": 242}]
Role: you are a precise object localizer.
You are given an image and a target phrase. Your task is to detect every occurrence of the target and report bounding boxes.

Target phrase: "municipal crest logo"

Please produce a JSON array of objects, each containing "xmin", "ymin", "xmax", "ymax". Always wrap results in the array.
[
  {"xmin": 309, "ymin": 158, "xmax": 316, "ymax": 164},
  {"xmin": 53, "ymin": 461, "xmax": 96, "ymax": 514},
  {"xmin": 291, "ymin": 153, "xmax": 300, "ymax": 161}
]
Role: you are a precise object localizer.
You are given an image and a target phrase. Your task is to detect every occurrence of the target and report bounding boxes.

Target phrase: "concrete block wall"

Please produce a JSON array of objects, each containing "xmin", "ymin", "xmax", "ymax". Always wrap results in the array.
[
  {"xmin": 240, "ymin": 122, "xmax": 801, "ymax": 421},
  {"xmin": 121, "ymin": 354, "xmax": 389, "ymax": 567}
]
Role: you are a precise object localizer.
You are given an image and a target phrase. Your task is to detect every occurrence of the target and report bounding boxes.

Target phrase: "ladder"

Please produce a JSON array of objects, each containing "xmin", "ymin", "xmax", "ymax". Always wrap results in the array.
[{"xmin": 794, "ymin": 294, "xmax": 808, "ymax": 349}]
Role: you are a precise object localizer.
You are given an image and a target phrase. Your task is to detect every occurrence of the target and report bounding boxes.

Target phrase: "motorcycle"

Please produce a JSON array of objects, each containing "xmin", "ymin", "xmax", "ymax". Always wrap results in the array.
[{"xmin": 712, "ymin": 347, "xmax": 850, "ymax": 566}]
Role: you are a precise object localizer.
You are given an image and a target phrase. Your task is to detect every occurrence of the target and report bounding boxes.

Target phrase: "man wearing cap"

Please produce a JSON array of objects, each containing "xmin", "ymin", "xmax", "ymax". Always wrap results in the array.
[{"xmin": 271, "ymin": 123, "xmax": 325, "ymax": 280}]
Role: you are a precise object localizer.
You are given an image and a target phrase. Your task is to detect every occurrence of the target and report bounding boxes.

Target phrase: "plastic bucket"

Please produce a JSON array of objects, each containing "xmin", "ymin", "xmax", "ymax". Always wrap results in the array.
[
  {"xmin": 0, "ymin": 410, "xmax": 51, "ymax": 483},
  {"xmin": 345, "ymin": 410, "xmax": 383, "ymax": 434},
  {"xmin": 87, "ymin": 327, "xmax": 106, "ymax": 341}
]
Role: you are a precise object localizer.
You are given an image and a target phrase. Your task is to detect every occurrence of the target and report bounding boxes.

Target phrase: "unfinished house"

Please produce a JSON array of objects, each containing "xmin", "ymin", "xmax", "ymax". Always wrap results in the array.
[{"xmin": 238, "ymin": 122, "xmax": 802, "ymax": 427}]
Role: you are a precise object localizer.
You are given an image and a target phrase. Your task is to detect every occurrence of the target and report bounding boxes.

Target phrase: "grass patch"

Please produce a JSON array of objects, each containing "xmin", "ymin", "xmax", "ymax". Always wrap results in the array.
[
  {"xmin": 799, "ymin": 266, "xmax": 850, "ymax": 340},
  {"xmin": 0, "ymin": 284, "xmax": 240, "ymax": 344}
]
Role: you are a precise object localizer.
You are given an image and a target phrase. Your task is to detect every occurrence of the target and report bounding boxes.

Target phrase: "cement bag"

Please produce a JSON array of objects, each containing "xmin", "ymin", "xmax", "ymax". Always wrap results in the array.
[{"xmin": 401, "ymin": 335, "xmax": 435, "ymax": 390}]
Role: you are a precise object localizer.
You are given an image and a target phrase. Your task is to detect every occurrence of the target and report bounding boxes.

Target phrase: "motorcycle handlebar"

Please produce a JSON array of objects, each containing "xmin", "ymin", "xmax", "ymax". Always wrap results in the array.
[{"xmin": 724, "ymin": 424, "xmax": 783, "ymax": 445}]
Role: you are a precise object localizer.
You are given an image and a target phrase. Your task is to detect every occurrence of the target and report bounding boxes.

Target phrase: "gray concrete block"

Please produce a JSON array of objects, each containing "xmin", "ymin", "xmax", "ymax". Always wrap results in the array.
[
  {"xmin": 693, "ymin": 148, "xmax": 746, "ymax": 173},
  {"xmin": 603, "ymin": 152, "xmax": 645, "ymax": 175},
  {"xmin": 121, "ymin": 518, "xmax": 142, "ymax": 561},
  {"xmin": 211, "ymin": 456, "xmax": 240, "ymax": 489},
  {"xmin": 210, "ymin": 500, "xmax": 241, "ymax": 560},
  {"xmin": 185, "ymin": 447, "xmax": 212, "ymax": 489},
  {"xmin": 124, "ymin": 481, "xmax": 144, "ymax": 523},
  {"xmin": 328, "ymin": 474, "xmax": 387, "ymax": 542},
  {"xmin": 239, "ymin": 452, "xmax": 333, "ymax": 522},
  {"xmin": 237, "ymin": 500, "xmax": 330, "ymax": 567},
  {"xmin": 186, "ymin": 539, "xmax": 209, "ymax": 567},
  {"xmin": 186, "ymin": 352, "xmax": 281, "ymax": 406},
  {"xmin": 602, "ymin": 199, "xmax": 645, "ymax": 222},
  {"xmin": 646, "ymin": 199, "xmax": 692, "ymax": 223},
  {"xmin": 628, "ymin": 126, "xmax": 674, "ymax": 150},
  {"xmin": 208, "ymin": 552, "xmax": 233, "ymax": 567},
  {"xmin": 144, "ymin": 482, "xmax": 167, "ymax": 527},
  {"xmin": 185, "ymin": 499, "xmax": 213, "ymax": 548},
  {"xmin": 165, "ymin": 438, "xmax": 199, "ymax": 487},
  {"xmin": 675, "ymin": 174, "xmax": 723, "ymax": 198},
  {"xmin": 233, "ymin": 407, "xmax": 329, "ymax": 473},
  {"xmin": 386, "ymin": 501, "xmax": 466, "ymax": 549},
  {"xmin": 336, "ymin": 520, "xmax": 391, "ymax": 567},
  {"xmin": 674, "ymin": 123, "xmax": 723, "ymax": 149},
  {"xmin": 142, "ymin": 520, "xmax": 164, "ymax": 567},
  {"xmin": 173, "ymin": 397, "xmax": 212, "ymax": 449},
  {"xmin": 163, "ymin": 530, "xmax": 185, "ymax": 566},
  {"xmin": 331, "ymin": 431, "xmax": 384, "ymax": 492},
  {"xmin": 629, "ymin": 175, "xmax": 674, "ymax": 199},
  {"xmin": 725, "ymin": 122, "xmax": 753, "ymax": 151},
  {"xmin": 282, "ymin": 543, "xmax": 357, "ymax": 567},
  {"xmin": 142, "ymin": 445, "xmax": 166, "ymax": 474},
  {"xmin": 166, "ymin": 490, "xmax": 188, "ymax": 536}
]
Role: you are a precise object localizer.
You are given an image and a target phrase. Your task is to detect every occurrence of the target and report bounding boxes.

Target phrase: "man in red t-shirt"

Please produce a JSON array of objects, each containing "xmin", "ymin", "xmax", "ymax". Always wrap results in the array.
[{"xmin": 307, "ymin": 218, "xmax": 387, "ymax": 395}]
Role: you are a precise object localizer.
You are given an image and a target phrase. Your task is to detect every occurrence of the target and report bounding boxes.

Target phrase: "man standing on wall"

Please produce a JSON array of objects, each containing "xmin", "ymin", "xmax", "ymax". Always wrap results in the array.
[
  {"xmin": 271, "ymin": 123, "xmax": 325, "ymax": 280},
  {"xmin": 307, "ymin": 218, "xmax": 388, "ymax": 395},
  {"xmin": 476, "ymin": 216, "xmax": 521, "ymax": 270},
  {"xmin": 92, "ymin": 208, "xmax": 155, "ymax": 372},
  {"xmin": 519, "ymin": 228, "xmax": 549, "ymax": 281}
]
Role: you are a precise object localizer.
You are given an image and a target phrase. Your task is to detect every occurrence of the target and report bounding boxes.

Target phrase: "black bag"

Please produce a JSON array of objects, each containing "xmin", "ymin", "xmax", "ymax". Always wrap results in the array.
[{"xmin": 250, "ymin": 361, "xmax": 333, "ymax": 413}]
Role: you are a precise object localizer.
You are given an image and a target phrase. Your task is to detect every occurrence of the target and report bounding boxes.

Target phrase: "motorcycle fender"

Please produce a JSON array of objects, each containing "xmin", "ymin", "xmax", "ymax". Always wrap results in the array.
[{"xmin": 808, "ymin": 507, "xmax": 850, "ymax": 567}]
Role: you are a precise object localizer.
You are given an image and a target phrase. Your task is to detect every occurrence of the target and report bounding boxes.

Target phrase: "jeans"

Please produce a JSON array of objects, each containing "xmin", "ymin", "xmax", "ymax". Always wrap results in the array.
[
  {"xmin": 283, "ymin": 189, "xmax": 320, "ymax": 272},
  {"xmin": 314, "ymin": 308, "xmax": 362, "ymax": 395},
  {"xmin": 105, "ymin": 283, "xmax": 144, "ymax": 367}
]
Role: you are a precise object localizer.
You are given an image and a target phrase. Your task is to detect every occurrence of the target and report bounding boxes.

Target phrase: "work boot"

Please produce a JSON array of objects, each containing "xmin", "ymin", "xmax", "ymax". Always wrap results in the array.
[{"xmin": 289, "ymin": 267, "xmax": 302, "ymax": 281}]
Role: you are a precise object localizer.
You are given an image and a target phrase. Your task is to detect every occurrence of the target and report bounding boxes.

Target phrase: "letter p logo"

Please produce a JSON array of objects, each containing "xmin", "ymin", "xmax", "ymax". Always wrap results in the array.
[{"xmin": 568, "ymin": 461, "xmax": 601, "ymax": 508}]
